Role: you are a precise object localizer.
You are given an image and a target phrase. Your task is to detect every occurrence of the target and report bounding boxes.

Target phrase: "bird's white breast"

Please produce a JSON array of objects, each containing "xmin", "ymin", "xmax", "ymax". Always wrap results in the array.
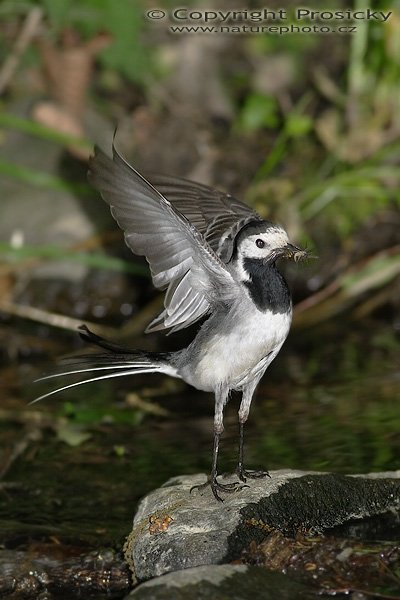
[{"xmin": 187, "ymin": 303, "xmax": 292, "ymax": 391}]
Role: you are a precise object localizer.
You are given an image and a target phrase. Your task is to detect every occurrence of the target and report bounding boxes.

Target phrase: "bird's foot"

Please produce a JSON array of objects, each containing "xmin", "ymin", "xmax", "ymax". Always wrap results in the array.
[
  {"xmin": 236, "ymin": 465, "xmax": 270, "ymax": 483},
  {"xmin": 191, "ymin": 475, "xmax": 248, "ymax": 502}
]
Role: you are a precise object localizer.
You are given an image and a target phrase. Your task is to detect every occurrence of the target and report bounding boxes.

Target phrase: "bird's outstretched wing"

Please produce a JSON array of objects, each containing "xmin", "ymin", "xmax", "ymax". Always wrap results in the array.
[
  {"xmin": 149, "ymin": 174, "xmax": 262, "ymax": 262},
  {"xmin": 88, "ymin": 144, "xmax": 242, "ymax": 333}
]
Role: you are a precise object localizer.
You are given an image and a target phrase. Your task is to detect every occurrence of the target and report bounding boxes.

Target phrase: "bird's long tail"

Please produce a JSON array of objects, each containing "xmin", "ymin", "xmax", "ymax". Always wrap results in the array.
[{"xmin": 32, "ymin": 325, "xmax": 179, "ymax": 403}]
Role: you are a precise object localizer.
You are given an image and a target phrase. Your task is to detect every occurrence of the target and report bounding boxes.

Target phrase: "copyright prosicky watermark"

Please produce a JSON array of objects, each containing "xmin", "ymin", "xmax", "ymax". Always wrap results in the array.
[{"xmin": 145, "ymin": 6, "xmax": 393, "ymax": 35}]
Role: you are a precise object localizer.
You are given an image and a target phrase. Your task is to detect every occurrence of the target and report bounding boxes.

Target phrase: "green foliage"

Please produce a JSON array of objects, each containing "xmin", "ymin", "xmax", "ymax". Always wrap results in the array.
[
  {"xmin": 61, "ymin": 398, "xmax": 143, "ymax": 427},
  {"xmin": 2, "ymin": 0, "xmax": 399, "ymax": 280},
  {"xmin": 284, "ymin": 113, "xmax": 312, "ymax": 138},
  {"xmin": 90, "ymin": 0, "xmax": 149, "ymax": 83},
  {"xmin": 341, "ymin": 254, "xmax": 400, "ymax": 295},
  {"xmin": 0, "ymin": 242, "xmax": 149, "ymax": 276},
  {"xmin": 254, "ymin": 96, "xmax": 313, "ymax": 179},
  {"xmin": 241, "ymin": 0, "xmax": 400, "ymax": 243},
  {"xmin": 0, "ymin": 159, "xmax": 93, "ymax": 194},
  {"xmin": 20, "ymin": 0, "xmax": 152, "ymax": 83},
  {"xmin": 0, "ymin": 112, "xmax": 92, "ymax": 148},
  {"xmin": 237, "ymin": 93, "xmax": 279, "ymax": 132},
  {"xmin": 298, "ymin": 163, "xmax": 400, "ymax": 236}
]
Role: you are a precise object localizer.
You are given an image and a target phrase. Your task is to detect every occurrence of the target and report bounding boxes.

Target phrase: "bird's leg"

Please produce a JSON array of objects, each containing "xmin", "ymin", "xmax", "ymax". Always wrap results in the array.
[
  {"xmin": 236, "ymin": 380, "xmax": 270, "ymax": 483},
  {"xmin": 191, "ymin": 387, "xmax": 245, "ymax": 501}
]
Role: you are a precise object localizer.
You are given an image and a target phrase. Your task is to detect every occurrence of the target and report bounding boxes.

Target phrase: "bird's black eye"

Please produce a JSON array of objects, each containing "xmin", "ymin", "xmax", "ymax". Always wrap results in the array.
[{"xmin": 256, "ymin": 239, "xmax": 265, "ymax": 248}]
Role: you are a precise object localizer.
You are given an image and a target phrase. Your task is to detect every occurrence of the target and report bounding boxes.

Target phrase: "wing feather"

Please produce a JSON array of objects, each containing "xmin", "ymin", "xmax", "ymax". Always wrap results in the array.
[
  {"xmin": 150, "ymin": 174, "xmax": 262, "ymax": 262},
  {"xmin": 88, "ymin": 145, "xmax": 237, "ymax": 332}
]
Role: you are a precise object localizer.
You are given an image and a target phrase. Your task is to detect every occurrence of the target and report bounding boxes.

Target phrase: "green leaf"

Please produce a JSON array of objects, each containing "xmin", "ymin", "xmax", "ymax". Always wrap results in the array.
[
  {"xmin": 239, "ymin": 93, "xmax": 279, "ymax": 132},
  {"xmin": 341, "ymin": 254, "xmax": 400, "ymax": 296},
  {"xmin": 284, "ymin": 113, "xmax": 313, "ymax": 138},
  {"xmin": 113, "ymin": 445, "xmax": 126, "ymax": 457},
  {"xmin": 96, "ymin": 0, "xmax": 151, "ymax": 84}
]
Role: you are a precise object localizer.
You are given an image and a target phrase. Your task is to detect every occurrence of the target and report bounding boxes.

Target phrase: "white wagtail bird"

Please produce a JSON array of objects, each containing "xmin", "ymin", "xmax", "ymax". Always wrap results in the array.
[{"xmin": 35, "ymin": 141, "xmax": 308, "ymax": 501}]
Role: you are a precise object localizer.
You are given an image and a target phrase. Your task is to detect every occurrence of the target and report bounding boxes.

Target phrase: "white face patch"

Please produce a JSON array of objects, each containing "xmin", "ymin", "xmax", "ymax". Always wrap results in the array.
[{"xmin": 237, "ymin": 227, "xmax": 289, "ymax": 261}]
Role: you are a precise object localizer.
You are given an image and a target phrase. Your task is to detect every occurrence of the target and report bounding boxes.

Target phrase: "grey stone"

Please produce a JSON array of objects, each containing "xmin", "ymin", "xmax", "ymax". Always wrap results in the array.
[
  {"xmin": 126, "ymin": 564, "xmax": 315, "ymax": 600},
  {"xmin": 0, "ymin": 118, "xmax": 113, "ymax": 283},
  {"xmin": 127, "ymin": 470, "xmax": 400, "ymax": 582}
]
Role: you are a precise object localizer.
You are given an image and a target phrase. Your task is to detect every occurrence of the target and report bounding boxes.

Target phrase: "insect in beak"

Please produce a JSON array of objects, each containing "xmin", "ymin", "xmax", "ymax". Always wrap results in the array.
[{"xmin": 283, "ymin": 244, "xmax": 310, "ymax": 262}]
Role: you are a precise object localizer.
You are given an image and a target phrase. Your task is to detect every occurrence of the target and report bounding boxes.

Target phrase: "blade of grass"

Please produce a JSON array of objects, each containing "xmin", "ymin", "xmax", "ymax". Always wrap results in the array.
[
  {"xmin": 298, "ymin": 165, "xmax": 400, "ymax": 218},
  {"xmin": 0, "ymin": 243, "xmax": 149, "ymax": 277},
  {"xmin": 254, "ymin": 131, "xmax": 288, "ymax": 180},
  {"xmin": 0, "ymin": 112, "xmax": 92, "ymax": 149},
  {"xmin": 0, "ymin": 159, "xmax": 93, "ymax": 195}
]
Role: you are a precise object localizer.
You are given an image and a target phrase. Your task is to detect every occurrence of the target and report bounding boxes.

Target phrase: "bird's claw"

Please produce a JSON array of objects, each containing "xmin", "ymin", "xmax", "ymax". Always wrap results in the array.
[
  {"xmin": 236, "ymin": 466, "xmax": 270, "ymax": 483},
  {"xmin": 191, "ymin": 475, "xmax": 248, "ymax": 502}
]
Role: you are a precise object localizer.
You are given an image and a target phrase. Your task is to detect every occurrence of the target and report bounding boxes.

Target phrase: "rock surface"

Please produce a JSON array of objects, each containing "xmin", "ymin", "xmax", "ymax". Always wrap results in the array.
[
  {"xmin": 1, "ymin": 126, "xmax": 112, "ymax": 283},
  {"xmin": 126, "ymin": 470, "xmax": 400, "ymax": 582},
  {"xmin": 125, "ymin": 564, "xmax": 316, "ymax": 600}
]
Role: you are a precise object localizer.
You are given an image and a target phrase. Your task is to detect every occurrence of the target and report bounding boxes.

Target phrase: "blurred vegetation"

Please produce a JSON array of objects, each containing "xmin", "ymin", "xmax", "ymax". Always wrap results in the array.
[
  {"xmin": 0, "ymin": 1, "xmax": 398, "ymax": 417},
  {"xmin": 0, "ymin": 0, "xmax": 152, "ymax": 83},
  {"xmin": 0, "ymin": 0, "xmax": 399, "ymax": 257},
  {"xmin": 0, "ymin": 0, "xmax": 399, "ymax": 451},
  {"xmin": 0, "ymin": 3, "xmax": 399, "ymax": 587},
  {"xmin": 0, "ymin": 0, "xmax": 397, "ymax": 356}
]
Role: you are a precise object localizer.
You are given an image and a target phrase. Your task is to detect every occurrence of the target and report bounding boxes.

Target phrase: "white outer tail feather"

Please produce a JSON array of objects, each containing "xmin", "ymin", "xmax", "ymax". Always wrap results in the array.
[{"xmin": 32, "ymin": 360, "xmax": 180, "ymax": 404}]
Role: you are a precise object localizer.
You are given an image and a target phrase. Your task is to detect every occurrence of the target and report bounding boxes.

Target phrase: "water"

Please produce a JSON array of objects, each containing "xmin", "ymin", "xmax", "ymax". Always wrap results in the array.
[{"xmin": 0, "ymin": 318, "xmax": 398, "ymax": 597}]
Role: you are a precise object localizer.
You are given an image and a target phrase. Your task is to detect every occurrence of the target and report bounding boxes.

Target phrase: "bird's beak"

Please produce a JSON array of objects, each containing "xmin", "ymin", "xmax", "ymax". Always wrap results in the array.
[{"xmin": 281, "ymin": 243, "xmax": 309, "ymax": 262}]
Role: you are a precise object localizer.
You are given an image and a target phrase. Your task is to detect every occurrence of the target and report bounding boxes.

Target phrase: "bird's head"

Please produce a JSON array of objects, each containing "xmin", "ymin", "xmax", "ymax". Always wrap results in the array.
[{"xmin": 234, "ymin": 221, "xmax": 307, "ymax": 265}]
